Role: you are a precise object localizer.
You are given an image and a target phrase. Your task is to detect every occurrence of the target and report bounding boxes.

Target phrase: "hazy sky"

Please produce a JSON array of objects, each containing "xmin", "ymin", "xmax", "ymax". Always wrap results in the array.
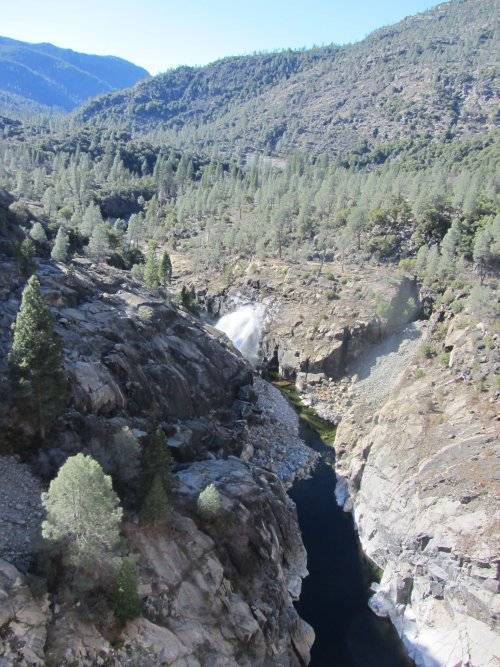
[{"xmin": 3, "ymin": 0, "xmax": 442, "ymax": 75}]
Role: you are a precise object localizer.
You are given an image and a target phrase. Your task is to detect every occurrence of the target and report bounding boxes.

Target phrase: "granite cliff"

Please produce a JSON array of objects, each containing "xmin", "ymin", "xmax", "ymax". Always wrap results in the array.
[{"xmin": 0, "ymin": 255, "xmax": 315, "ymax": 666}]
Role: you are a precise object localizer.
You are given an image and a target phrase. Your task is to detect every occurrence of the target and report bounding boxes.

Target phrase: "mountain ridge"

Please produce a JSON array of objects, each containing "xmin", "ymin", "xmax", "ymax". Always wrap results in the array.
[
  {"xmin": 76, "ymin": 0, "xmax": 498, "ymax": 159},
  {"xmin": 0, "ymin": 35, "xmax": 150, "ymax": 113}
]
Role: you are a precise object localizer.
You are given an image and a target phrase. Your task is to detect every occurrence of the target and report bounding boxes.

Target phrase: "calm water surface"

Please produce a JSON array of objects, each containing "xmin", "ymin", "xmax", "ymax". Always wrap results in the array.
[{"xmin": 289, "ymin": 425, "xmax": 414, "ymax": 667}]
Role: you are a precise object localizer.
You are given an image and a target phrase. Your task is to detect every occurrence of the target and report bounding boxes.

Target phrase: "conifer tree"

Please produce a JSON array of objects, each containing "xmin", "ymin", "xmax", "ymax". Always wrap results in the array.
[
  {"xmin": 112, "ymin": 558, "xmax": 141, "ymax": 626},
  {"xmin": 159, "ymin": 251, "xmax": 172, "ymax": 287},
  {"xmin": 8, "ymin": 275, "xmax": 67, "ymax": 440},
  {"xmin": 42, "ymin": 454, "xmax": 122, "ymax": 570},
  {"xmin": 140, "ymin": 473, "xmax": 170, "ymax": 525},
  {"xmin": 141, "ymin": 427, "xmax": 172, "ymax": 498},
  {"xmin": 144, "ymin": 245, "xmax": 160, "ymax": 289},
  {"xmin": 88, "ymin": 223, "xmax": 111, "ymax": 264},
  {"xmin": 51, "ymin": 227, "xmax": 69, "ymax": 262},
  {"xmin": 30, "ymin": 222, "xmax": 47, "ymax": 243},
  {"xmin": 16, "ymin": 238, "xmax": 36, "ymax": 276}
]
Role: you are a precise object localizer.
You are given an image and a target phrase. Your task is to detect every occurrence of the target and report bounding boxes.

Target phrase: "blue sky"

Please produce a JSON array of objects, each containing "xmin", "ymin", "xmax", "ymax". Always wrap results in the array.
[{"xmin": 3, "ymin": 0, "xmax": 443, "ymax": 75}]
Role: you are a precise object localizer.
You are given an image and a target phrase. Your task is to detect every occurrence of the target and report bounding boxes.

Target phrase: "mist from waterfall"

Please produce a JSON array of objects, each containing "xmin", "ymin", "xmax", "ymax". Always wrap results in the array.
[{"xmin": 215, "ymin": 303, "xmax": 266, "ymax": 366}]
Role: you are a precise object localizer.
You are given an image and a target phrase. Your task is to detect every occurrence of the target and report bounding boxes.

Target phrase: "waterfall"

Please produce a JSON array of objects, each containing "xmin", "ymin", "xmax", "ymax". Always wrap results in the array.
[{"xmin": 215, "ymin": 303, "xmax": 265, "ymax": 366}]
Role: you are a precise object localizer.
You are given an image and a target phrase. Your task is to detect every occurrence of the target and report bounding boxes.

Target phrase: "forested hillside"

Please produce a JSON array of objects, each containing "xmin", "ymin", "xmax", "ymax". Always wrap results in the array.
[
  {"xmin": 78, "ymin": 0, "xmax": 498, "ymax": 160},
  {"xmin": 0, "ymin": 0, "xmax": 497, "ymax": 341},
  {"xmin": 0, "ymin": 36, "xmax": 149, "ymax": 114}
]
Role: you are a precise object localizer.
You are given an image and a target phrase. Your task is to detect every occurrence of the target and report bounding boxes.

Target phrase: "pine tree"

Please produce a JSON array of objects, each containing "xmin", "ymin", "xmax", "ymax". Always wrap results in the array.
[
  {"xmin": 111, "ymin": 558, "xmax": 141, "ymax": 626},
  {"xmin": 15, "ymin": 238, "xmax": 36, "ymax": 276},
  {"xmin": 8, "ymin": 275, "xmax": 67, "ymax": 440},
  {"xmin": 88, "ymin": 223, "xmax": 111, "ymax": 264},
  {"xmin": 30, "ymin": 222, "xmax": 47, "ymax": 243},
  {"xmin": 42, "ymin": 454, "xmax": 122, "ymax": 570},
  {"xmin": 159, "ymin": 251, "xmax": 172, "ymax": 287},
  {"xmin": 51, "ymin": 227, "xmax": 69, "ymax": 263},
  {"xmin": 144, "ymin": 245, "xmax": 160, "ymax": 290},
  {"xmin": 140, "ymin": 473, "xmax": 170, "ymax": 525},
  {"xmin": 473, "ymin": 227, "xmax": 491, "ymax": 285},
  {"xmin": 141, "ymin": 427, "xmax": 172, "ymax": 498}
]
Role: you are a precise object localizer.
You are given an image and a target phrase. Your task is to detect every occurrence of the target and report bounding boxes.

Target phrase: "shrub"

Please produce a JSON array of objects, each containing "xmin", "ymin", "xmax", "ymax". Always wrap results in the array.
[
  {"xmin": 197, "ymin": 484, "xmax": 221, "ymax": 520},
  {"xmin": 439, "ymin": 352, "xmax": 451, "ymax": 367},
  {"xmin": 419, "ymin": 342, "xmax": 436, "ymax": 359}
]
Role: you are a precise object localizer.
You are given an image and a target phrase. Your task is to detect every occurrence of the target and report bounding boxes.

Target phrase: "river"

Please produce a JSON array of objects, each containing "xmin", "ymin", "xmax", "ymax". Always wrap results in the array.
[
  {"xmin": 215, "ymin": 304, "xmax": 415, "ymax": 666},
  {"xmin": 290, "ymin": 424, "xmax": 414, "ymax": 667}
]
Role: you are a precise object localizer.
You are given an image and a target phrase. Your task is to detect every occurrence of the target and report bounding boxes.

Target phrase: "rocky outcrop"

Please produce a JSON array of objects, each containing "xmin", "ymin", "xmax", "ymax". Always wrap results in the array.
[
  {"xmin": 0, "ymin": 460, "xmax": 314, "ymax": 667},
  {"xmin": 334, "ymin": 315, "xmax": 500, "ymax": 667},
  {"xmin": 0, "ymin": 258, "xmax": 252, "ymax": 455},
  {"xmin": 174, "ymin": 253, "xmax": 420, "ymax": 383},
  {"xmin": 0, "ymin": 258, "xmax": 315, "ymax": 666}
]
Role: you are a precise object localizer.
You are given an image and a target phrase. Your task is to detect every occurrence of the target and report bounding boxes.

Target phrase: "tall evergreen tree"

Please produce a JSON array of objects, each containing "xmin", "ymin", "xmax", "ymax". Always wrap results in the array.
[
  {"xmin": 51, "ymin": 227, "xmax": 69, "ymax": 262},
  {"xmin": 140, "ymin": 473, "xmax": 170, "ymax": 525},
  {"xmin": 144, "ymin": 245, "xmax": 160, "ymax": 290},
  {"xmin": 141, "ymin": 427, "xmax": 172, "ymax": 498},
  {"xmin": 111, "ymin": 558, "xmax": 141, "ymax": 626},
  {"xmin": 159, "ymin": 251, "xmax": 172, "ymax": 287},
  {"xmin": 8, "ymin": 275, "xmax": 67, "ymax": 440},
  {"xmin": 88, "ymin": 223, "xmax": 111, "ymax": 264}
]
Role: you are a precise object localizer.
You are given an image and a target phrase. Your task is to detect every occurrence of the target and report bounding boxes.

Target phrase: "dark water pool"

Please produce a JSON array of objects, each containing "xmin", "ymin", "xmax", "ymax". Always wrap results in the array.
[{"xmin": 289, "ymin": 425, "xmax": 414, "ymax": 667}]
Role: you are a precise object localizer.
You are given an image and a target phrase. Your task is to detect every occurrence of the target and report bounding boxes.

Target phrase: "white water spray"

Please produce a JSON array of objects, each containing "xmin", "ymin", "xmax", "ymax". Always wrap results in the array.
[{"xmin": 215, "ymin": 303, "xmax": 266, "ymax": 366}]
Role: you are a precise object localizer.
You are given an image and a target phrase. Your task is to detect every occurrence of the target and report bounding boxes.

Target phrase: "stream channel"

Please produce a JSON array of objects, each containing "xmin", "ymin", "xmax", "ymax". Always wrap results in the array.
[
  {"xmin": 290, "ymin": 424, "xmax": 414, "ymax": 667},
  {"xmin": 215, "ymin": 303, "xmax": 415, "ymax": 666}
]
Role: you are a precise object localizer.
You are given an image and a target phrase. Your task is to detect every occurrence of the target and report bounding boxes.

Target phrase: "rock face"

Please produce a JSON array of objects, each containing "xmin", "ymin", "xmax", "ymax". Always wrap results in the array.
[
  {"xmin": 0, "ymin": 258, "xmax": 252, "ymax": 456},
  {"xmin": 334, "ymin": 316, "xmax": 500, "ymax": 667},
  {"xmin": 0, "ymin": 462, "xmax": 313, "ymax": 667},
  {"xmin": 0, "ymin": 258, "xmax": 314, "ymax": 666},
  {"xmin": 176, "ymin": 254, "xmax": 420, "ymax": 384}
]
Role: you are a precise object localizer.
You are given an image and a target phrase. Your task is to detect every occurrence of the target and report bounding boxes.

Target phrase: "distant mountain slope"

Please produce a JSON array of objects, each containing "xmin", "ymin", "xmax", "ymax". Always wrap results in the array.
[
  {"xmin": 0, "ymin": 36, "xmax": 149, "ymax": 112},
  {"xmin": 78, "ymin": 0, "xmax": 499, "ymax": 158}
]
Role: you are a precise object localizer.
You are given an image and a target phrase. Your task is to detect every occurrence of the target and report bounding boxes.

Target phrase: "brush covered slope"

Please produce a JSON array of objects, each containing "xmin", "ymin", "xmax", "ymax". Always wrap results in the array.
[{"xmin": 78, "ymin": 0, "xmax": 498, "ymax": 158}]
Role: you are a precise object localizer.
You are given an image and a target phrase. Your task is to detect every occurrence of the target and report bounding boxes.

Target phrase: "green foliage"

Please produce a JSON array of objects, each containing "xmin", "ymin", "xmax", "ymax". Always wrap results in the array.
[
  {"xmin": 87, "ymin": 223, "xmax": 111, "ymax": 264},
  {"xmin": 8, "ymin": 275, "xmax": 67, "ymax": 440},
  {"xmin": 140, "ymin": 473, "xmax": 170, "ymax": 525},
  {"xmin": 109, "ymin": 426, "xmax": 141, "ymax": 490},
  {"xmin": 278, "ymin": 383, "xmax": 337, "ymax": 446},
  {"xmin": 197, "ymin": 484, "xmax": 222, "ymax": 521},
  {"xmin": 144, "ymin": 244, "xmax": 160, "ymax": 289},
  {"xmin": 51, "ymin": 227, "xmax": 69, "ymax": 262},
  {"xmin": 141, "ymin": 427, "xmax": 172, "ymax": 500},
  {"xmin": 111, "ymin": 559, "xmax": 141, "ymax": 627},
  {"xmin": 468, "ymin": 284, "xmax": 496, "ymax": 321},
  {"xmin": 440, "ymin": 352, "xmax": 451, "ymax": 367},
  {"xmin": 375, "ymin": 296, "xmax": 392, "ymax": 320},
  {"xmin": 179, "ymin": 285, "xmax": 197, "ymax": 311},
  {"xmin": 131, "ymin": 263, "xmax": 145, "ymax": 281},
  {"xmin": 419, "ymin": 342, "xmax": 436, "ymax": 359},
  {"xmin": 159, "ymin": 250, "xmax": 172, "ymax": 287},
  {"xmin": 29, "ymin": 222, "xmax": 47, "ymax": 243},
  {"xmin": 15, "ymin": 238, "xmax": 36, "ymax": 276},
  {"xmin": 42, "ymin": 453, "xmax": 123, "ymax": 571}
]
